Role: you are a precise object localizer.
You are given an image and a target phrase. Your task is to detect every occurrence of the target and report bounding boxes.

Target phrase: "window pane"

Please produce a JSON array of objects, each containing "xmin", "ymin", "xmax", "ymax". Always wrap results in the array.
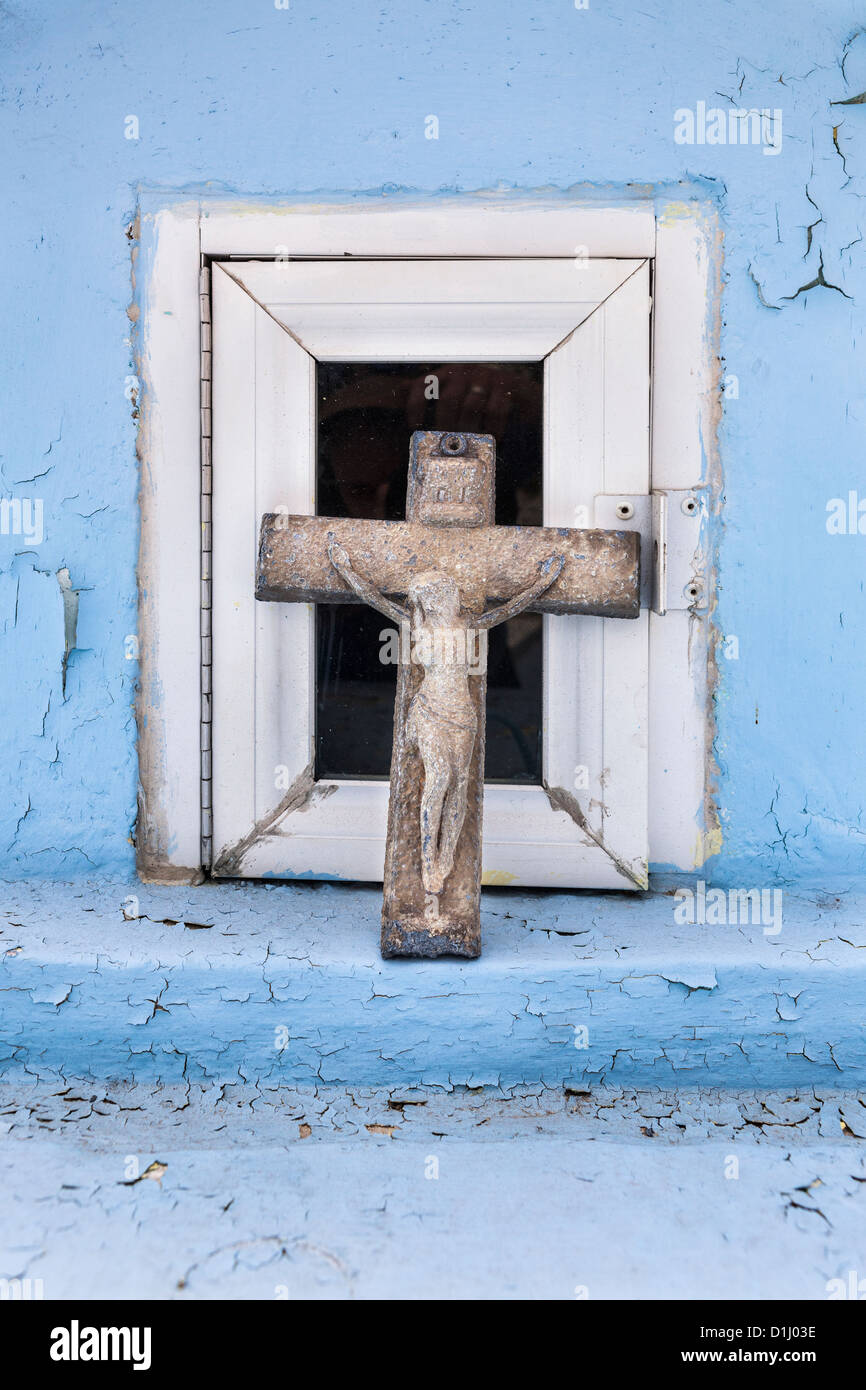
[{"xmin": 315, "ymin": 362, "xmax": 543, "ymax": 783}]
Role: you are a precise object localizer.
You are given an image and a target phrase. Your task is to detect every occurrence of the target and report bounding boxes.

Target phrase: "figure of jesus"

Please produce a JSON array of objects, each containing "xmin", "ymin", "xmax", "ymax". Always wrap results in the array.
[{"xmin": 328, "ymin": 541, "xmax": 564, "ymax": 904}]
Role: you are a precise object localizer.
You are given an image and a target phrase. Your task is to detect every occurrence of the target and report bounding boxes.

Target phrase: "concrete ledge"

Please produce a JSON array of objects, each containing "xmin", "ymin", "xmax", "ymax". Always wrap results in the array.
[
  {"xmin": 1, "ymin": 879, "xmax": 864, "ymax": 1088},
  {"xmin": 3, "ymin": 1081, "xmax": 866, "ymax": 1299}
]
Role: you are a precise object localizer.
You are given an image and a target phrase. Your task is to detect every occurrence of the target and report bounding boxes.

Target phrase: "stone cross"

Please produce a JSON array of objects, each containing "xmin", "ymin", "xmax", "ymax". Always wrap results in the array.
[{"xmin": 256, "ymin": 430, "xmax": 639, "ymax": 959}]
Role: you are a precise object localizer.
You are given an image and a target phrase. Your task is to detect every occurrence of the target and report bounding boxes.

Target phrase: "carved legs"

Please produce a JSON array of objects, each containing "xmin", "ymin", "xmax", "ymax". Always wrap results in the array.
[
  {"xmin": 409, "ymin": 705, "xmax": 476, "ymax": 897},
  {"xmin": 435, "ymin": 771, "xmax": 472, "ymax": 889},
  {"xmin": 420, "ymin": 767, "xmax": 450, "ymax": 894}
]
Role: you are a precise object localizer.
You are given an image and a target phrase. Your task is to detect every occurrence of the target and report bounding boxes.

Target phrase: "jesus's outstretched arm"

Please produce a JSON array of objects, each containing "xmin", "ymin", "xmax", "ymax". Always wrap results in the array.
[
  {"xmin": 474, "ymin": 554, "xmax": 565, "ymax": 631},
  {"xmin": 328, "ymin": 540, "xmax": 410, "ymax": 626}
]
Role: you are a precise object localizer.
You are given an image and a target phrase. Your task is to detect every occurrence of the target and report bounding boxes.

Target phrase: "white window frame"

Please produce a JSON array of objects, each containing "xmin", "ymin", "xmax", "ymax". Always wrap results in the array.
[
  {"xmin": 136, "ymin": 194, "xmax": 717, "ymax": 887},
  {"xmin": 209, "ymin": 256, "xmax": 649, "ymax": 889}
]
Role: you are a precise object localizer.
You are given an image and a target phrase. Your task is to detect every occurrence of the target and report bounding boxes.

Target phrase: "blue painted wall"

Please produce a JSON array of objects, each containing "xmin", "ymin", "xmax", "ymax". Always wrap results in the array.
[{"xmin": 1, "ymin": 0, "xmax": 864, "ymax": 886}]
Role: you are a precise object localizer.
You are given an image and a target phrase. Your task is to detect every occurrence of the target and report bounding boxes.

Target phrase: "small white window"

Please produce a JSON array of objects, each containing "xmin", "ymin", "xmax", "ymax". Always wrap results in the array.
[{"xmin": 137, "ymin": 198, "xmax": 715, "ymax": 890}]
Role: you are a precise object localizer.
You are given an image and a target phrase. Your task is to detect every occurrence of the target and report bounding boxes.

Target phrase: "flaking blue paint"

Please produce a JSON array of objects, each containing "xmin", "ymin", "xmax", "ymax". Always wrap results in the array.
[
  {"xmin": 2, "ymin": 879, "xmax": 865, "ymax": 1088},
  {"xmin": 261, "ymin": 869, "xmax": 347, "ymax": 880},
  {"xmin": 1, "ymin": 0, "xmax": 865, "ymax": 890}
]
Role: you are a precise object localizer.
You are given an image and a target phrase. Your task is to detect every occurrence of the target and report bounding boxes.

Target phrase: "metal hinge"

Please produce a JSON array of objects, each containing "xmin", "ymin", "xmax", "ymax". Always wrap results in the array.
[
  {"xmin": 200, "ymin": 263, "xmax": 213, "ymax": 868},
  {"xmin": 594, "ymin": 488, "xmax": 707, "ymax": 614}
]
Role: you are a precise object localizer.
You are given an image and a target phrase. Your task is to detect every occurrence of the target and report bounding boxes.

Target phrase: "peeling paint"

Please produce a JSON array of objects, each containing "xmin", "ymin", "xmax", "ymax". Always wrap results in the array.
[
  {"xmin": 2, "ymin": 878, "xmax": 863, "ymax": 1090},
  {"xmin": 2, "ymin": 1075, "xmax": 866, "ymax": 1299},
  {"xmin": 55, "ymin": 568, "xmax": 79, "ymax": 699}
]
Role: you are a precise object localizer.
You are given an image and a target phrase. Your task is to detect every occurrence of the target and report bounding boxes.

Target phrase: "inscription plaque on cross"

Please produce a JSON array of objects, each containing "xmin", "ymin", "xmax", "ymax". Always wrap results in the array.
[{"xmin": 256, "ymin": 430, "xmax": 639, "ymax": 958}]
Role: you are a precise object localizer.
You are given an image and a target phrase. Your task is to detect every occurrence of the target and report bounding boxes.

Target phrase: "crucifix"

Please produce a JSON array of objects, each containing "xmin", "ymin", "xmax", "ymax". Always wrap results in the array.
[{"xmin": 256, "ymin": 430, "xmax": 639, "ymax": 959}]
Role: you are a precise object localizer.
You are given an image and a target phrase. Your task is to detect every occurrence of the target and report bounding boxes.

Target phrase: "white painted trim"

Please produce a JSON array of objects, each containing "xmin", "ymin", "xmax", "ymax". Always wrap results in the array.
[
  {"xmin": 545, "ymin": 262, "xmax": 650, "ymax": 887},
  {"xmin": 649, "ymin": 206, "xmax": 718, "ymax": 870},
  {"xmin": 220, "ymin": 258, "xmax": 644, "ymax": 360},
  {"xmin": 211, "ymin": 258, "xmax": 650, "ymax": 887},
  {"xmin": 200, "ymin": 196, "xmax": 656, "ymax": 259},
  {"xmin": 233, "ymin": 782, "xmax": 633, "ymax": 890},
  {"xmin": 210, "ymin": 265, "xmax": 317, "ymax": 865},
  {"xmin": 136, "ymin": 204, "xmax": 203, "ymax": 880}
]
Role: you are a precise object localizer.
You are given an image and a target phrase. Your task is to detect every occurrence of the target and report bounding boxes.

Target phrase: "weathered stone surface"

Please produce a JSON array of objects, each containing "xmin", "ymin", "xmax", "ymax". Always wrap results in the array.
[{"xmin": 257, "ymin": 516, "xmax": 640, "ymax": 618}]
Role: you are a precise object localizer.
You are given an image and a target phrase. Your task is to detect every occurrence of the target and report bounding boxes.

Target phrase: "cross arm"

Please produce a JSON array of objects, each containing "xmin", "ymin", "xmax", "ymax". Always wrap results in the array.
[
  {"xmin": 474, "ymin": 554, "xmax": 565, "ymax": 629},
  {"xmin": 256, "ymin": 515, "xmax": 640, "ymax": 619}
]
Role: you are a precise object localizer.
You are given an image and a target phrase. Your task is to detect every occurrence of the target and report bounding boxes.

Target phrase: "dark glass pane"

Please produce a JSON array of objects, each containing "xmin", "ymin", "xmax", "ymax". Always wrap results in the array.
[{"xmin": 315, "ymin": 362, "xmax": 543, "ymax": 783}]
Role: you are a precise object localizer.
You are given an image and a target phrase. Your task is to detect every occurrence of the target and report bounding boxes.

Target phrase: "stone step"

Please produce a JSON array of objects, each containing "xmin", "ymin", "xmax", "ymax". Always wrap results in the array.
[
  {"xmin": 1, "ymin": 879, "xmax": 864, "ymax": 1089},
  {"xmin": 2, "ymin": 1079, "xmax": 866, "ymax": 1300}
]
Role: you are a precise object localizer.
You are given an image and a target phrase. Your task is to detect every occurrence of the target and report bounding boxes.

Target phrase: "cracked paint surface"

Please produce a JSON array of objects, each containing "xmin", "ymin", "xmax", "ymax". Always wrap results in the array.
[
  {"xmin": 0, "ymin": 3, "xmax": 865, "ymax": 889},
  {"xmin": 2, "ymin": 1078, "xmax": 866, "ymax": 1299},
  {"xmin": 1, "ymin": 880, "xmax": 864, "ymax": 1089}
]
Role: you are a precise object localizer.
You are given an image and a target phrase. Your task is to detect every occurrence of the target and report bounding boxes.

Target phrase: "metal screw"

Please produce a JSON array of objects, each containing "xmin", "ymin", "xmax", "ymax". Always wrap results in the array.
[
  {"xmin": 441, "ymin": 433, "xmax": 466, "ymax": 456},
  {"xmin": 616, "ymin": 501, "xmax": 634, "ymax": 520}
]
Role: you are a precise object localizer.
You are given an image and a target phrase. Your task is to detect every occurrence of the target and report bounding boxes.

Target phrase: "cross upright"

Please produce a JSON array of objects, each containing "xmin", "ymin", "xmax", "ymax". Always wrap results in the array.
[{"xmin": 256, "ymin": 430, "xmax": 639, "ymax": 959}]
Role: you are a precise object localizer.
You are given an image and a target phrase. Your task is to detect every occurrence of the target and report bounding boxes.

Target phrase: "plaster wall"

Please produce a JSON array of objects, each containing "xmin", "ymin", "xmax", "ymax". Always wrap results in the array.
[{"xmin": 1, "ymin": 0, "xmax": 865, "ymax": 888}]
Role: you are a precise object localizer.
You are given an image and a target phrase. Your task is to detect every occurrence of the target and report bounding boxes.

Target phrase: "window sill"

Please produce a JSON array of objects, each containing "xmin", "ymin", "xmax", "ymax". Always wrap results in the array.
[{"xmin": 1, "ymin": 879, "xmax": 861, "ymax": 1090}]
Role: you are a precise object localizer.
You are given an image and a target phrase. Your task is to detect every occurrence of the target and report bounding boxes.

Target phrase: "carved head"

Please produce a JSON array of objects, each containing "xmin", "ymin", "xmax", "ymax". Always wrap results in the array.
[{"xmin": 407, "ymin": 569, "xmax": 461, "ymax": 624}]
